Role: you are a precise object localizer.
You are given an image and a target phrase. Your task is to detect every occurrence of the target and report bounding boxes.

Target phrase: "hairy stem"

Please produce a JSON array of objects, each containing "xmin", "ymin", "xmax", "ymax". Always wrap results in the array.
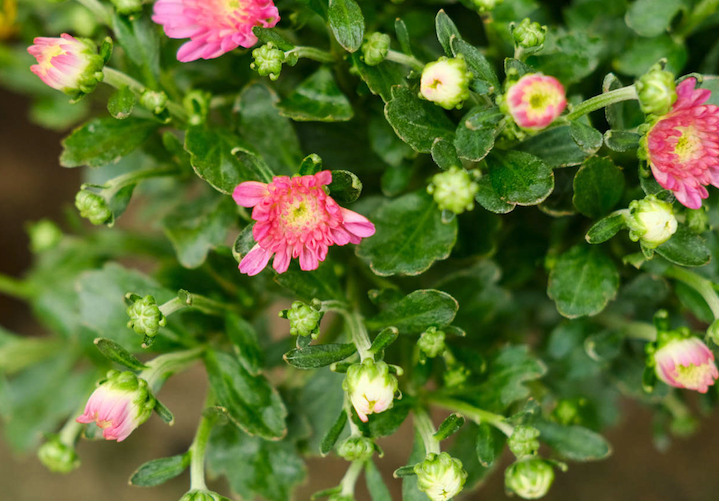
[
  {"xmin": 189, "ymin": 401, "xmax": 216, "ymax": 491},
  {"xmin": 140, "ymin": 346, "xmax": 205, "ymax": 392},
  {"xmin": 565, "ymin": 85, "xmax": 638, "ymax": 121},
  {"xmin": 413, "ymin": 407, "xmax": 440, "ymax": 455},
  {"xmin": 339, "ymin": 460, "xmax": 365, "ymax": 496},
  {"xmin": 385, "ymin": 50, "xmax": 424, "ymax": 71},
  {"xmin": 429, "ymin": 396, "xmax": 514, "ymax": 437}
]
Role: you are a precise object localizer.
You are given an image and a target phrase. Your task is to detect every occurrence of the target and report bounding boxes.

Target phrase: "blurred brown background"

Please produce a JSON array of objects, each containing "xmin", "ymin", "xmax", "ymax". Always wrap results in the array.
[{"xmin": 2, "ymin": 87, "xmax": 719, "ymax": 501}]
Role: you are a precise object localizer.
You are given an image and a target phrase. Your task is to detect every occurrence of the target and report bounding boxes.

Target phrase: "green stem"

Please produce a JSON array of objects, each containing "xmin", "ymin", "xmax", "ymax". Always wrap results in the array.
[
  {"xmin": 595, "ymin": 315, "xmax": 657, "ymax": 341},
  {"xmin": 385, "ymin": 49, "xmax": 424, "ymax": 71},
  {"xmin": 96, "ymin": 165, "xmax": 180, "ymax": 199},
  {"xmin": 158, "ymin": 291, "xmax": 239, "ymax": 318},
  {"xmin": 189, "ymin": 400, "xmax": 216, "ymax": 491},
  {"xmin": 344, "ymin": 396, "xmax": 361, "ymax": 437},
  {"xmin": 565, "ymin": 85, "xmax": 639, "ymax": 121},
  {"xmin": 321, "ymin": 300, "xmax": 349, "ymax": 313},
  {"xmin": 139, "ymin": 346, "xmax": 205, "ymax": 392},
  {"xmin": 58, "ymin": 414, "xmax": 84, "ymax": 447},
  {"xmin": 339, "ymin": 460, "xmax": 365, "ymax": 497},
  {"xmin": 675, "ymin": 0, "xmax": 719, "ymax": 40},
  {"xmin": 75, "ymin": 0, "xmax": 111, "ymax": 25},
  {"xmin": 413, "ymin": 407, "xmax": 440, "ymax": 455},
  {"xmin": 286, "ymin": 46, "xmax": 336, "ymax": 63},
  {"xmin": 102, "ymin": 67, "xmax": 188, "ymax": 121},
  {"xmin": 664, "ymin": 266, "xmax": 719, "ymax": 319},
  {"xmin": 429, "ymin": 396, "xmax": 514, "ymax": 437},
  {"xmin": 159, "ymin": 297, "xmax": 187, "ymax": 317},
  {"xmin": 346, "ymin": 311, "xmax": 373, "ymax": 361},
  {"xmin": 0, "ymin": 273, "xmax": 34, "ymax": 300}
]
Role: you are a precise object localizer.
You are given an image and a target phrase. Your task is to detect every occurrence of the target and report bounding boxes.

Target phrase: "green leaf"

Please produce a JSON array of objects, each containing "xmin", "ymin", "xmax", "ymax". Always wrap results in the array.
[
  {"xmin": 535, "ymin": 420, "xmax": 612, "ymax": 461},
  {"xmin": 516, "ymin": 125, "xmax": 589, "ymax": 168},
  {"xmin": 236, "ymin": 83, "xmax": 302, "ymax": 176},
  {"xmin": 530, "ymin": 30, "xmax": 602, "ymax": 85},
  {"xmin": 570, "ymin": 121, "xmax": 603, "ymax": 154},
  {"xmin": 369, "ymin": 326, "xmax": 399, "ymax": 355},
  {"xmin": 358, "ymin": 191, "xmax": 457, "ymax": 276},
  {"xmin": 277, "ymin": 67, "xmax": 354, "ymax": 122},
  {"xmin": 350, "ymin": 53, "xmax": 409, "ymax": 103},
  {"xmin": 384, "ymin": 86, "xmax": 455, "ymax": 153},
  {"xmin": 625, "ymin": 0, "xmax": 683, "ymax": 38},
  {"xmin": 299, "ymin": 153, "xmax": 323, "ymax": 176},
  {"xmin": 402, "ymin": 432, "xmax": 429, "ymax": 501},
  {"xmin": 60, "ymin": 117, "xmax": 158, "ymax": 168},
  {"xmin": 226, "ymin": 314, "xmax": 264, "ymax": 376},
  {"xmin": 328, "ymin": 170, "xmax": 363, "ymax": 204},
  {"xmin": 232, "ymin": 223, "xmax": 256, "ymax": 264},
  {"xmin": 369, "ymin": 399, "xmax": 413, "ymax": 438},
  {"xmin": 475, "ymin": 176, "xmax": 516, "ymax": 214},
  {"xmin": 107, "ymin": 86, "xmax": 136, "ymax": 120},
  {"xmin": 603, "ymin": 130, "xmax": 641, "ymax": 152},
  {"xmin": 207, "ymin": 423, "xmax": 306, "ymax": 501},
  {"xmin": 450, "ymin": 37, "xmax": 500, "ymax": 93},
  {"xmin": 586, "ymin": 212, "xmax": 626, "ymax": 244},
  {"xmin": 436, "ymin": 9, "xmax": 462, "ymax": 57},
  {"xmin": 185, "ymin": 126, "xmax": 272, "ymax": 194},
  {"xmin": 475, "ymin": 422, "xmax": 505, "ymax": 468},
  {"xmin": 655, "ymin": 225, "xmax": 712, "ymax": 267},
  {"xmin": 283, "ymin": 343, "xmax": 357, "ymax": 369},
  {"xmin": 111, "ymin": 11, "xmax": 160, "ymax": 86},
  {"xmin": 93, "ymin": 337, "xmax": 147, "ymax": 370},
  {"xmin": 129, "ymin": 454, "xmax": 190, "ymax": 487},
  {"xmin": 366, "ymin": 460, "xmax": 393, "ymax": 501},
  {"xmin": 548, "ymin": 245, "xmax": 620, "ymax": 318},
  {"xmin": 614, "ymin": 35, "xmax": 687, "ymax": 77},
  {"xmin": 204, "ymin": 349, "xmax": 287, "ymax": 440},
  {"xmin": 162, "ymin": 195, "xmax": 236, "ymax": 269},
  {"xmin": 154, "ymin": 399, "xmax": 174, "ymax": 425},
  {"xmin": 434, "ymin": 413, "xmax": 465, "ymax": 441},
  {"xmin": 431, "ymin": 137, "xmax": 461, "ymax": 170},
  {"xmin": 572, "ymin": 157, "xmax": 625, "ymax": 218},
  {"xmin": 366, "ymin": 289, "xmax": 458, "ymax": 334},
  {"xmin": 252, "ymin": 26, "xmax": 295, "ymax": 51},
  {"xmin": 485, "ymin": 150, "xmax": 554, "ymax": 206},
  {"xmin": 273, "ymin": 261, "xmax": 344, "ymax": 301},
  {"xmin": 454, "ymin": 106, "xmax": 502, "ymax": 162},
  {"xmin": 395, "ymin": 18, "xmax": 412, "ymax": 55},
  {"xmin": 328, "ymin": 0, "xmax": 365, "ymax": 52},
  {"xmin": 320, "ymin": 408, "xmax": 347, "ymax": 455},
  {"xmin": 297, "ymin": 370, "xmax": 346, "ymax": 454}
]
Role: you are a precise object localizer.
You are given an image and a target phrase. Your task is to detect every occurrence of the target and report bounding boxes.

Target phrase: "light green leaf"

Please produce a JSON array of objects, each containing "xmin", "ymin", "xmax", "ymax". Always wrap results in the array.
[
  {"xmin": 129, "ymin": 454, "xmax": 190, "ymax": 487},
  {"xmin": 625, "ymin": 0, "xmax": 683, "ymax": 38},
  {"xmin": 535, "ymin": 420, "xmax": 612, "ymax": 461},
  {"xmin": 107, "ymin": 86, "xmax": 136, "ymax": 120}
]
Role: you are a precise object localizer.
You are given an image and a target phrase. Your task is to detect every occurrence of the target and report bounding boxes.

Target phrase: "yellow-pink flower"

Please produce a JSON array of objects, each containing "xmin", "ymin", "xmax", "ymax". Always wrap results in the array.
[{"xmin": 506, "ymin": 73, "xmax": 566, "ymax": 130}]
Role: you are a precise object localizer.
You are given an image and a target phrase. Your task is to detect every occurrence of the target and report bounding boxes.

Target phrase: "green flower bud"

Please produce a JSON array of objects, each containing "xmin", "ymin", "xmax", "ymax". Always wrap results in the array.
[
  {"xmin": 75, "ymin": 190, "xmax": 111, "ymax": 225},
  {"xmin": 362, "ymin": 32, "xmax": 390, "ymax": 66},
  {"xmin": 417, "ymin": 327, "xmax": 446, "ymax": 358},
  {"xmin": 427, "ymin": 166, "xmax": 478, "ymax": 214},
  {"xmin": 109, "ymin": 0, "xmax": 143, "ymax": 15},
  {"xmin": 636, "ymin": 66, "xmax": 677, "ymax": 116},
  {"xmin": 471, "ymin": 0, "xmax": 504, "ymax": 12},
  {"xmin": 251, "ymin": 43, "xmax": 285, "ymax": 81},
  {"xmin": 625, "ymin": 196, "xmax": 678, "ymax": 249},
  {"xmin": 686, "ymin": 206, "xmax": 709, "ymax": 234},
  {"xmin": 414, "ymin": 452, "xmax": 468, "ymax": 501},
  {"xmin": 512, "ymin": 18, "xmax": 546, "ymax": 49},
  {"xmin": 420, "ymin": 56, "xmax": 472, "ymax": 110},
  {"xmin": 505, "ymin": 458, "xmax": 555, "ymax": 499},
  {"xmin": 337, "ymin": 436, "xmax": 375, "ymax": 461},
  {"xmin": 140, "ymin": 90, "xmax": 168, "ymax": 115},
  {"xmin": 37, "ymin": 436, "xmax": 80, "ymax": 474},
  {"xmin": 280, "ymin": 301, "xmax": 323, "ymax": 338},
  {"xmin": 444, "ymin": 364, "xmax": 469, "ymax": 388},
  {"xmin": 126, "ymin": 295, "xmax": 167, "ymax": 338},
  {"xmin": 180, "ymin": 489, "xmax": 232, "ymax": 501},
  {"xmin": 27, "ymin": 219, "xmax": 63, "ymax": 253},
  {"xmin": 507, "ymin": 425, "xmax": 540, "ymax": 459},
  {"xmin": 343, "ymin": 358, "xmax": 399, "ymax": 422},
  {"xmin": 552, "ymin": 398, "xmax": 586, "ymax": 426}
]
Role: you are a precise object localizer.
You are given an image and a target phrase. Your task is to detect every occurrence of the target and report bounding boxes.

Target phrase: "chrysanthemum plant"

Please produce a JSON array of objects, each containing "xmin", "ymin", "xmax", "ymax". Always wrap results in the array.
[{"xmin": 3, "ymin": 0, "xmax": 719, "ymax": 499}]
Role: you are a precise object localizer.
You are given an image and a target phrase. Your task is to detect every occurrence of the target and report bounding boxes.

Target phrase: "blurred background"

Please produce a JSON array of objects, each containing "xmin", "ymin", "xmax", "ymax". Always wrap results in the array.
[{"xmin": 3, "ymin": 85, "xmax": 719, "ymax": 501}]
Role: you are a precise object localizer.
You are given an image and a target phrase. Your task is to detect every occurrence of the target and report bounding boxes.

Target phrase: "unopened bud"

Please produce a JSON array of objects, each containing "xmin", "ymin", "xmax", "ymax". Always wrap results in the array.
[
  {"xmin": 414, "ymin": 452, "xmax": 468, "ymax": 501},
  {"xmin": 417, "ymin": 327, "xmax": 446, "ymax": 358},
  {"xmin": 512, "ymin": 18, "xmax": 546, "ymax": 49},
  {"xmin": 109, "ymin": 0, "xmax": 143, "ymax": 14},
  {"xmin": 251, "ymin": 43, "xmax": 285, "ymax": 81},
  {"xmin": 75, "ymin": 190, "xmax": 111, "ymax": 225},
  {"xmin": 337, "ymin": 436, "xmax": 375, "ymax": 461},
  {"xmin": 626, "ymin": 196, "xmax": 677, "ymax": 249},
  {"xmin": 37, "ymin": 436, "xmax": 80, "ymax": 474},
  {"xmin": 140, "ymin": 90, "xmax": 168, "ymax": 115},
  {"xmin": 444, "ymin": 364, "xmax": 469, "ymax": 388},
  {"xmin": 420, "ymin": 56, "xmax": 472, "ymax": 110},
  {"xmin": 649, "ymin": 328, "xmax": 718, "ymax": 393},
  {"xmin": 362, "ymin": 32, "xmax": 390, "ymax": 66},
  {"xmin": 126, "ymin": 295, "xmax": 167, "ymax": 338},
  {"xmin": 427, "ymin": 167, "xmax": 478, "ymax": 214},
  {"xmin": 343, "ymin": 358, "xmax": 399, "ymax": 422},
  {"xmin": 508, "ymin": 425, "xmax": 540, "ymax": 459},
  {"xmin": 471, "ymin": 0, "xmax": 504, "ymax": 12},
  {"xmin": 505, "ymin": 458, "xmax": 555, "ymax": 499},
  {"xmin": 27, "ymin": 219, "xmax": 62, "ymax": 253},
  {"xmin": 180, "ymin": 490, "xmax": 232, "ymax": 501},
  {"xmin": 636, "ymin": 65, "xmax": 677, "ymax": 116},
  {"xmin": 280, "ymin": 301, "xmax": 323, "ymax": 338}
]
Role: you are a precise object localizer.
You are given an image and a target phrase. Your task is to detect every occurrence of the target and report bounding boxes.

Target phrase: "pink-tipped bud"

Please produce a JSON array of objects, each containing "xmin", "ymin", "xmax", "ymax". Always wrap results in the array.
[
  {"xmin": 504, "ymin": 73, "xmax": 566, "ymax": 131},
  {"xmin": 653, "ymin": 334, "xmax": 718, "ymax": 393}
]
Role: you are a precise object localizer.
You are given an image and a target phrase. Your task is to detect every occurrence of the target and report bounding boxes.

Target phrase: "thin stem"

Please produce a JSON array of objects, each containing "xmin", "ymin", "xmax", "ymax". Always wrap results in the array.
[
  {"xmin": 75, "ymin": 0, "xmax": 111, "ymax": 25},
  {"xmin": 321, "ymin": 300, "xmax": 349, "ymax": 313},
  {"xmin": 98, "ymin": 166, "xmax": 180, "ymax": 198},
  {"xmin": 344, "ymin": 396, "xmax": 361, "ymax": 436},
  {"xmin": 158, "ymin": 291, "xmax": 239, "ymax": 318},
  {"xmin": 159, "ymin": 297, "xmax": 186, "ymax": 317},
  {"xmin": 139, "ymin": 346, "xmax": 205, "ymax": 392},
  {"xmin": 429, "ymin": 396, "xmax": 514, "ymax": 437},
  {"xmin": 346, "ymin": 311, "xmax": 372, "ymax": 361},
  {"xmin": 664, "ymin": 266, "xmax": 719, "ymax": 319},
  {"xmin": 385, "ymin": 50, "xmax": 424, "ymax": 71},
  {"xmin": 58, "ymin": 414, "xmax": 84, "ymax": 447},
  {"xmin": 102, "ymin": 67, "xmax": 188, "ymax": 121},
  {"xmin": 565, "ymin": 85, "xmax": 639, "ymax": 121},
  {"xmin": 189, "ymin": 401, "xmax": 216, "ymax": 491},
  {"xmin": 595, "ymin": 314, "xmax": 657, "ymax": 341},
  {"xmin": 339, "ymin": 460, "xmax": 365, "ymax": 497},
  {"xmin": 286, "ymin": 46, "xmax": 336, "ymax": 63},
  {"xmin": 413, "ymin": 407, "xmax": 440, "ymax": 455},
  {"xmin": 0, "ymin": 273, "xmax": 34, "ymax": 300}
]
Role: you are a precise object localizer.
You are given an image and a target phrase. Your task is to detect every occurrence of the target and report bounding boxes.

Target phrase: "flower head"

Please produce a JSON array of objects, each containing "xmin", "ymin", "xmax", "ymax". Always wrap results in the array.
[
  {"xmin": 427, "ymin": 166, "xmax": 478, "ymax": 214},
  {"xmin": 233, "ymin": 171, "xmax": 375, "ymax": 276},
  {"xmin": 512, "ymin": 18, "xmax": 546, "ymax": 49},
  {"xmin": 251, "ymin": 43, "xmax": 285, "ymax": 80},
  {"xmin": 651, "ymin": 331, "xmax": 718, "ymax": 393},
  {"xmin": 76, "ymin": 370, "xmax": 156, "ymax": 442},
  {"xmin": 279, "ymin": 300, "xmax": 323, "ymax": 337},
  {"xmin": 337, "ymin": 435, "xmax": 375, "ymax": 461},
  {"xmin": 75, "ymin": 190, "xmax": 111, "ymax": 225},
  {"xmin": 636, "ymin": 65, "xmax": 677, "ymax": 116},
  {"xmin": 27, "ymin": 33, "xmax": 104, "ymax": 99},
  {"xmin": 414, "ymin": 452, "xmax": 468, "ymax": 501},
  {"xmin": 505, "ymin": 458, "xmax": 555, "ymax": 499},
  {"xmin": 126, "ymin": 295, "xmax": 167, "ymax": 338},
  {"xmin": 420, "ymin": 56, "xmax": 472, "ymax": 110},
  {"xmin": 343, "ymin": 359, "xmax": 398, "ymax": 422},
  {"xmin": 645, "ymin": 78, "xmax": 719, "ymax": 209},
  {"xmin": 362, "ymin": 32, "xmax": 390, "ymax": 66},
  {"xmin": 505, "ymin": 73, "xmax": 566, "ymax": 131},
  {"xmin": 27, "ymin": 219, "xmax": 63, "ymax": 253},
  {"xmin": 625, "ymin": 195, "xmax": 678, "ymax": 249},
  {"xmin": 152, "ymin": 0, "xmax": 280, "ymax": 62}
]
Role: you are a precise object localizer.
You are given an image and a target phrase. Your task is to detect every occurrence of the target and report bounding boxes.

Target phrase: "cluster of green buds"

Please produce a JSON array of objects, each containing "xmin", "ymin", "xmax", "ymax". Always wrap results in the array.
[
  {"xmin": 420, "ymin": 56, "xmax": 473, "ymax": 110},
  {"xmin": 126, "ymin": 294, "xmax": 168, "ymax": 343},
  {"xmin": 635, "ymin": 63, "xmax": 677, "ymax": 117},
  {"xmin": 417, "ymin": 327, "xmax": 446, "ymax": 359},
  {"xmin": 414, "ymin": 452, "xmax": 468, "ymax": 501},
  {"xmin": 250, "ymin": 42, "xmax": 286, "ymax": 81},
  {"xmin": 26, "ymin": 219, "xmax": 63, "ymax": 253},
  {"xmin": 279, "ymin": 299, "xmax": 324, "ymax": 338},
  {"xmin": 511, "ymin": 18, "xmax": 546, "ymax": 59},
  {"xmin": 507, "ymin": 425, "xmax": 540, "ymax": 458},
  {"xmin": 362, "ymin": 32, "xmax": 391, "ymax": 66},
  {"xmin": 37, "ymin": 435, "xmax": 80, "ymax": 474},
  {"xmin": 75, "ymin": 189, "xmax": 112, "ymax": 225},
  {"xmin": 625, "ymin": 195, "xmax": 678, "ymax": 250},
  {"xmin": 427, "ymin": 167, "xmax": 479, "ymax": 214},
  {"xmin": 337, "ymin": 435, "xmax": 375, "ymax": 462}
]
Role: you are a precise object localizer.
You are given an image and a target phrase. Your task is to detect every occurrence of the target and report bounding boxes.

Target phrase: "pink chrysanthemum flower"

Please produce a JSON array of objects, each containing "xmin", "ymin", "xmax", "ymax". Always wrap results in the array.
[
  {"xmin": 152, "ymin": 0, "xmax": 280, "ymax": 62},
  {"xmin": 27, "ymin": 34, "xmax": 104, "ymax": 98},
  {"xmin": 76, "ymin": 371, "xmax": 156, "ymax": 442},
  {"xmin": 233, "ymin": 171, "xmax": 375, "ymax": 276},
  {"xmin": 646, "ymin": 78, "xmax": 719, "ymax": 209},
  {"xmin": 506, "ymin": 73, "xmax": 566, "ymax": 130},
  {"xmin": 654, "ymin": 336, "xmax": 718, "ymax": 393}
]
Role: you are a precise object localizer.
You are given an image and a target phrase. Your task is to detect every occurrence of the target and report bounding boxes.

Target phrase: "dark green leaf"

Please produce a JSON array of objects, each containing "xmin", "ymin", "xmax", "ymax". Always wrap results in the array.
[
  {"xmin": 535, "ymin": 420, "xmax": 612, "ymax": 461},
  {"xmin": 299, "ymin": 153, "xmax": 323, "ymax": 175},
  {"xmin": 328, "ymin": 170, "xmax": 363, "ymax": 203},
  {"xmin": 530, "ymin": 30, "xmax": 602, "ymax": 85},
  {"xmin": 232, "ymin": 223, "xmax": 256, "ymax": 263},
  {"xmin": 366, "ymin": 289, "xmax": 458, "ymax": 334},
  {"xmin": 350, "ymin": 53, "xmax": 408, "ymax": 103},
  {"xmin": 154, "ymin": 399, "xmax": 174, "ymax": 425},
  {"xmin": 357, "ymin": 191, "xmax": 457, "ymax": 276},
  {"xmin": 283, "ymin": 343, "xmax": 357, "ymax": 369},
  {"xmin": 625, "ymin": 0, "xmax": 683, "ymax": 38},
  {"xmin": 328, "ymin": 0, "xmax": 365, "ymax": 52},
  {"xmin": 107, "ymin": 86, "xmax": 136, "ymax": 120},
  {"xmin": 431, "ymin": 137, "xmax": 460, "ymax": 170},
  {"xmin": 393, "ymin": 465, "xmax": 417, "ymax": 478},
  {"xmin": 278, "ymin": 67, "xmax": 353, "ymax": 122},
  {"xmin": 454, "ymin": 106, "xmax": 502, "ymax": 162},
  {"xmin": 450, "ymin": 37, "xmax": 500, "ymax": 92},
  {"xmin": 384, "ymin": 86, "xmax": 455, "ymax": 153},
  {"xmin": 111, "ymin": 12, "xmax": 160, "ymax": 86},
  {"xmin": 436, "ymin": 9, "xmax": 461, "ymax": 56},
  {"xmin": 369, "ymin": 327, "xmax": 399, "ymax": 355},
  {"xmin": 60, "ymin": 117, "xmax": 158, "ymax": 168},
  {"xmin": 297, "ymin": 370, "xmax": 346, "ymax": 454},
  {"xmin": 516, "ymin": 125, "xmax": 588, "ymax": 168},
  {"xmin": 614, "ymin": 35, "xmax": 687, "ymax": 77},
  {"xmin": 548, "ymin": 245, "xmax": 620, "ymax": 318},
  {"xmin": 604, "ymin": 130, "xmax": 641, "ymax": 152},
  {"xmin": 93, "ymin": 337, "xmax": 147, "ymax": 370},
  {"xmin": 395, "ymin": 18, "xmax": 412, "ymax": 55},
  {"xmin": 226, "ymin": 314, "xmax": 263, "ymax": 376},
  {"xmin": 475, "ymin": 422, "xmax": 505, "ymax": 468},
  {"xmin": 572, "ymin": 157, "xmax": 625, "ymax": 218},
  {"xmin": 366, "ymin": 460, "xmax": 393, "ymax": 501},
  {"xmin": 475, "ymin": 176, "xmax": 516, "ymax": 214},
  {"xmin": 129, "ymin": 454, "xmax": 190, "ymax": 487},
  {"xmin": 570, "ymin": 121, "xmax": 603, "ymax": 154},
  {"xmin": 369, "ymin": 399, "xmax": 412, "ymax": 437},
  {"xmin": 320, "ymin": 408, "xmax": 347, "ymax": 455},
  {"xmin": 655, "ymin": 225, "xmax": 712, "ymax": 267},
  {"xmin": 486, "ymin": 150, "xmax": 554, "ymax": 206},
  {"xmin": 252, "ymin": 26, "xmax": 295, "ymax": 51},
  {"xmin": 434, "ymin": 413, "xmax": 465, "ymax": 441},
  {"xmin": 403, "ymin": 432, "xmax": 429, "ymax": 501},
  {"xmin": 273, "ymin": 260, "xmax": 344, "ymax": 301},
  {"xmin": 586, "ymin": 212, "xmax": 626, "ymax": 244}
]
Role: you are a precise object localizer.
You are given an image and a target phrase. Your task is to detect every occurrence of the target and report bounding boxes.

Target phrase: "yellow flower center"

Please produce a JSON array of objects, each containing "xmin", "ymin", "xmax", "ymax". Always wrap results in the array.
[
  {"xmin": 674, "ymin": 126, "xmax": 702, "ymax": 162},
  {"xmin": 523, "ymin": 81, "xmax": 563, "ymax": 120},
  {"xmin": 41, "ymin": 45, "xmax": 65, "ymax": 70},
  {"xmin": 675, "ymin": 363, "xmax": 709, "ymax": 388}
]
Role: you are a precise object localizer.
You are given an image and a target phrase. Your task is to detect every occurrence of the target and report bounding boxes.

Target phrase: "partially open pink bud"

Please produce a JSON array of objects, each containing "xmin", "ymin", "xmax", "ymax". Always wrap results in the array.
[
  {"xmin": 76, "ymin": 370, "xmax": 156, "ymax": 442},
  {"xmin": 27, "ymin": 34, "xmax": 104, "ymax": 99},
  {"xmin": 342, "ymin": 359, "xmax": 399, "ymax": 422},
  {"xmin": 653, "ymin": 335, "xmax": 718, "ymax": 393},
  {"xmin": 505, "ymin": 73, "xmax": 566, "ymax": 130}
]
